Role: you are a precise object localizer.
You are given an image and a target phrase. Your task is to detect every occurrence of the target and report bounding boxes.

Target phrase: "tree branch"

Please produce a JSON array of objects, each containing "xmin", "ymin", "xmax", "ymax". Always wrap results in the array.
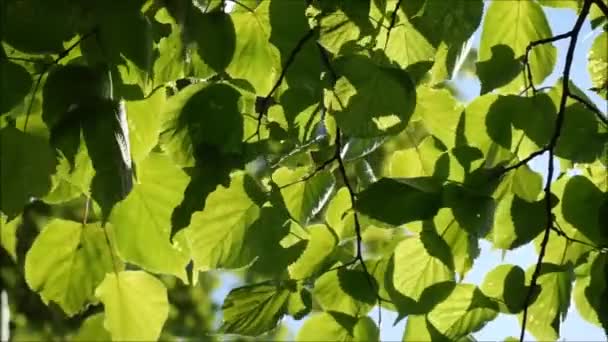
[
  {"xmin": 519, "ymin": 1, "xmax": 592, "ymax": 341},
  {"xmin": 384, "ymin": 0, "xmax": 404, "ymax": 50},
  {"xmin": 316, "ymin": 40, "xmax": 383, "ymax": 327}
]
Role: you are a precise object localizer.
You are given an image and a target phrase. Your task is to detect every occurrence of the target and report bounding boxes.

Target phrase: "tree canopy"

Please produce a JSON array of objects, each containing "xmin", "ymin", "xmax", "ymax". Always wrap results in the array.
[{"xmin": 1, "ymin": 0, "xmax": 607, "ymax": 341}]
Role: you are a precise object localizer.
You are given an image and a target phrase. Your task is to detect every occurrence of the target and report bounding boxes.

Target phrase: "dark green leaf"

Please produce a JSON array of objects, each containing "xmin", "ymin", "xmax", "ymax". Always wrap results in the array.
[{"xmin": 356, "ymin": 178, "xmax": 442, "ymax": 225}]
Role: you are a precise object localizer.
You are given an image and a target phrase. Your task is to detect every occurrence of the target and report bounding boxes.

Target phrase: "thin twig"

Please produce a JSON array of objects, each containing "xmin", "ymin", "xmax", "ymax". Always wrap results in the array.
[
  {"xmin": 278, "ymin": 156, "xmax": 337, "ymax": 189},
  {"xmin": 519, "ymin": 2, "xmax": 592, "ymax": 341},
  {"xmin": 316, "ymin": 41, "xmax": 383, "ymax": 326},
  {"xmin": 522, "ymin": 32, "xmax": 572, "ymax": 95},
  {"xmin": 500, "ymin": 148, "xmax": 547, "ymax": 174},
  {"xmin": 23, "ymin": 30, "xmax": 97, "ymax": 132},
  {"xmin": 248, "ymin": 29, "xmax": 316, "ymax": 142}
]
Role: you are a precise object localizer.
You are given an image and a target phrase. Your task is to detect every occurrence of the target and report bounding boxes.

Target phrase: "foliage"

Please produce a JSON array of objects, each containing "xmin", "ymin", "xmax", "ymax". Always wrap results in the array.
[{"xmin": 1, "ymin": 0, "xmax": 607, "ymax": 341}]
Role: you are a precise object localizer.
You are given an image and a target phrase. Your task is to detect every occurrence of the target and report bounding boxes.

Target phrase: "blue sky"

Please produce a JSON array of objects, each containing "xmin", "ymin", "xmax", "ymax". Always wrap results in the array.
[{"xmin": 212, "ymin": 3, "xmax": 608, "ymax": 341}]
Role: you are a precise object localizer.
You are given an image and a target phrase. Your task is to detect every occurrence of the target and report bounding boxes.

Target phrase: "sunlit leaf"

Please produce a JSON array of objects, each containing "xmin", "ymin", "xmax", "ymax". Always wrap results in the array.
[
  {"xmin": 25, "ymin": 219, "xmax": 118, "ymax": 316},
  {"xmin": 95, "ymin": 271, "xmax": 169, "ymax": 341},
  {"xmin": 478, "ymin": 1, "xmax": 556, "ymax": 93},
  {"xmin": 109, "ymin": 153, "xmax": 190, "ymax": 280}
]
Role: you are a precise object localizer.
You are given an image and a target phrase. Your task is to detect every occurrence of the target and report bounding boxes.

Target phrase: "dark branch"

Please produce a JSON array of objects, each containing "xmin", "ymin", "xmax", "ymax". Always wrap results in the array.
[
  {"xmin": 519, "ymin": 1, "xmax": 592, "ymax": 341},
  {"xmin": 591, "ymin": 0, "xmax": 608, "ymax": 17}
]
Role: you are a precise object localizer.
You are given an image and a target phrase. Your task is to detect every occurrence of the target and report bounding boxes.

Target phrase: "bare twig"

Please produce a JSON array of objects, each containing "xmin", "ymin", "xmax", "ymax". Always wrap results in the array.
[
  {"xmin": 519, "ymin": 1, "xmax": 592, "ymax": 341},
  {"xmin": 500, "ymin": 148, "xmax": 547, "ymax": 174},
  {"xmin": 247, "ymin": 29, "xmax": 316, "ymax": 142},
  {"xmin": 278, "ymin": 156, "xmax": 338, "ymax": 189}
]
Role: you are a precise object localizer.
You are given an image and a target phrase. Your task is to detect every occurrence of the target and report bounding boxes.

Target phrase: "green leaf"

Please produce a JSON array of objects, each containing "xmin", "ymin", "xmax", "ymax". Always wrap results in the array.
[
  {"xmin": 403, "ymin": 315, "xmax": 441, "ymax": 342},
  {"xmin": 314, "ymin": 268, "xmax": 376, "ymax": 316},
  {"xmin": 520, "ymin": 263, "xmax": 573, "ymax": 341},
  {"xmin": 490, "ymin": 194, "xmax": 546, "ymax": 250},
  {"xmin": 297, "ymin": 312, "xmax": 379, "ymax": 342},
  {"xmin": 476, "ymin": 45, "xmax": 522, "ymax": 94},
  {"xmin": 0, "ymin": 60, "xmax": 32, "ymax": 114},
  {"xmin": 126, "ymin": 90, "xmax": 166, "ymax": 163},
  {"xmin": 160, "ymin": 82, "xmax": 245, "ymax": 166},
  {"xmin": 573, "ymin": 252, "xmax": 608, "ymax": 328},
  {"xmin": 406, "ymin": 0, "xmax": 483, "ymax": 49},
  {"xmin": 72, "ymin": 313, "xmax": 111, "ymax": 341},
  {"xmin": 461, "ymin": 94, "xmax": 512, "ymax": 164},
  {"xmin": 24, "ymin": 219, "xmax": 117, "ymax": 316},
  {"xmin": 392, "ymin": 232, "xmax": 454, "ymax": 302},
  {"xmin": 433, "ymin": 208, "xmax": 480, "ymax": 279},
  {"xmin": 185, "ymin": 172, "xmax": 261, "ymax": 271},
  {"xmin": 588, "ymin": 31, "xmax": 607, "ymax": 99},
  {"xmin": 286, "ymin": 284, "xmax": 312, "ymax": 320},
  {"xmin": 481, "ymin": 264, "xmax": 527, "ymax": 313},
  {"xmin": 375, "ymin": 11, "xmax": 435, "ymax": 68},
  {"xmin": 559, "ymin": 175, "xmax": 606, "ymax": 245},
  {"xmin": 318, "ymin": 3, "xmax": 373, "ymax": 55},
  {"xmin": 228, "ymin": 9, "xmax": 277, "ymax": 94},
  {"xmin": 109, "ymin": 153, "xmax": 190, "ymax": 280},
  {"xmin": 273, "ymin": 167, "xmax": 336, "ymax": 225},
  {"xmin": 356, "ymin": 178, "xmax": 442, "ymax": 226},
  {"xmin": 288, "ymin": 224, "xmax": 337, "ymax": 279},
  {"xmin": 220, "ymin": 281, "xmax": 291, "ymax": 336},
  {"xmin": 511, "ymin": 165, "xmax": 543, "ymax": 202},
  {"xmin": 427, "ymin": 284, "xmax": 499, "ymax": 340},
  {"xmin": 151, "ymin": 9, "xmax": 186, "ymax": 86},
  {"xmin": 387, "ymin": 136, "xmax": 445, "ymax": 178},
  {"xmin": 188, "ymin": 10, "xmax": 235, "ymax": 75},
  {"xmin": 0, "ymin": 216, "xmax": 18, "ymax": 260},
  {"xmin": 81, "ymin": 99, "xmax": 134, "ymax": 220},
  {"xmin": 554, "ymin": 103, "xmax": 605, "ymax": 163},
  {"xmin": 328, "ymin": 55, "xmax": 416, "ymax": 137},
  {"xmin": 478, "ymin": 0, "xmax": 556, "ymax": 93},
  {"xmin": 95, "ymin": 271, "xmax": 169, "ymax": 341},
  {"xmin": 44, "ymin": 144, "xmax": 94, "ymax": 204},
  {"xmin": 0, "ymin": 127, "xmax": 56, "ymax": 219},
  {"xmin": 325, "ymin": 187, "xmax": 356, "ymax": 240},
  {"xmin": 3, "ymin": 0, "xmax": 77, "ymax": 53},
  {"xmin": 412, "ymin": 87, "xmax": 463, "ymax": 148}
]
